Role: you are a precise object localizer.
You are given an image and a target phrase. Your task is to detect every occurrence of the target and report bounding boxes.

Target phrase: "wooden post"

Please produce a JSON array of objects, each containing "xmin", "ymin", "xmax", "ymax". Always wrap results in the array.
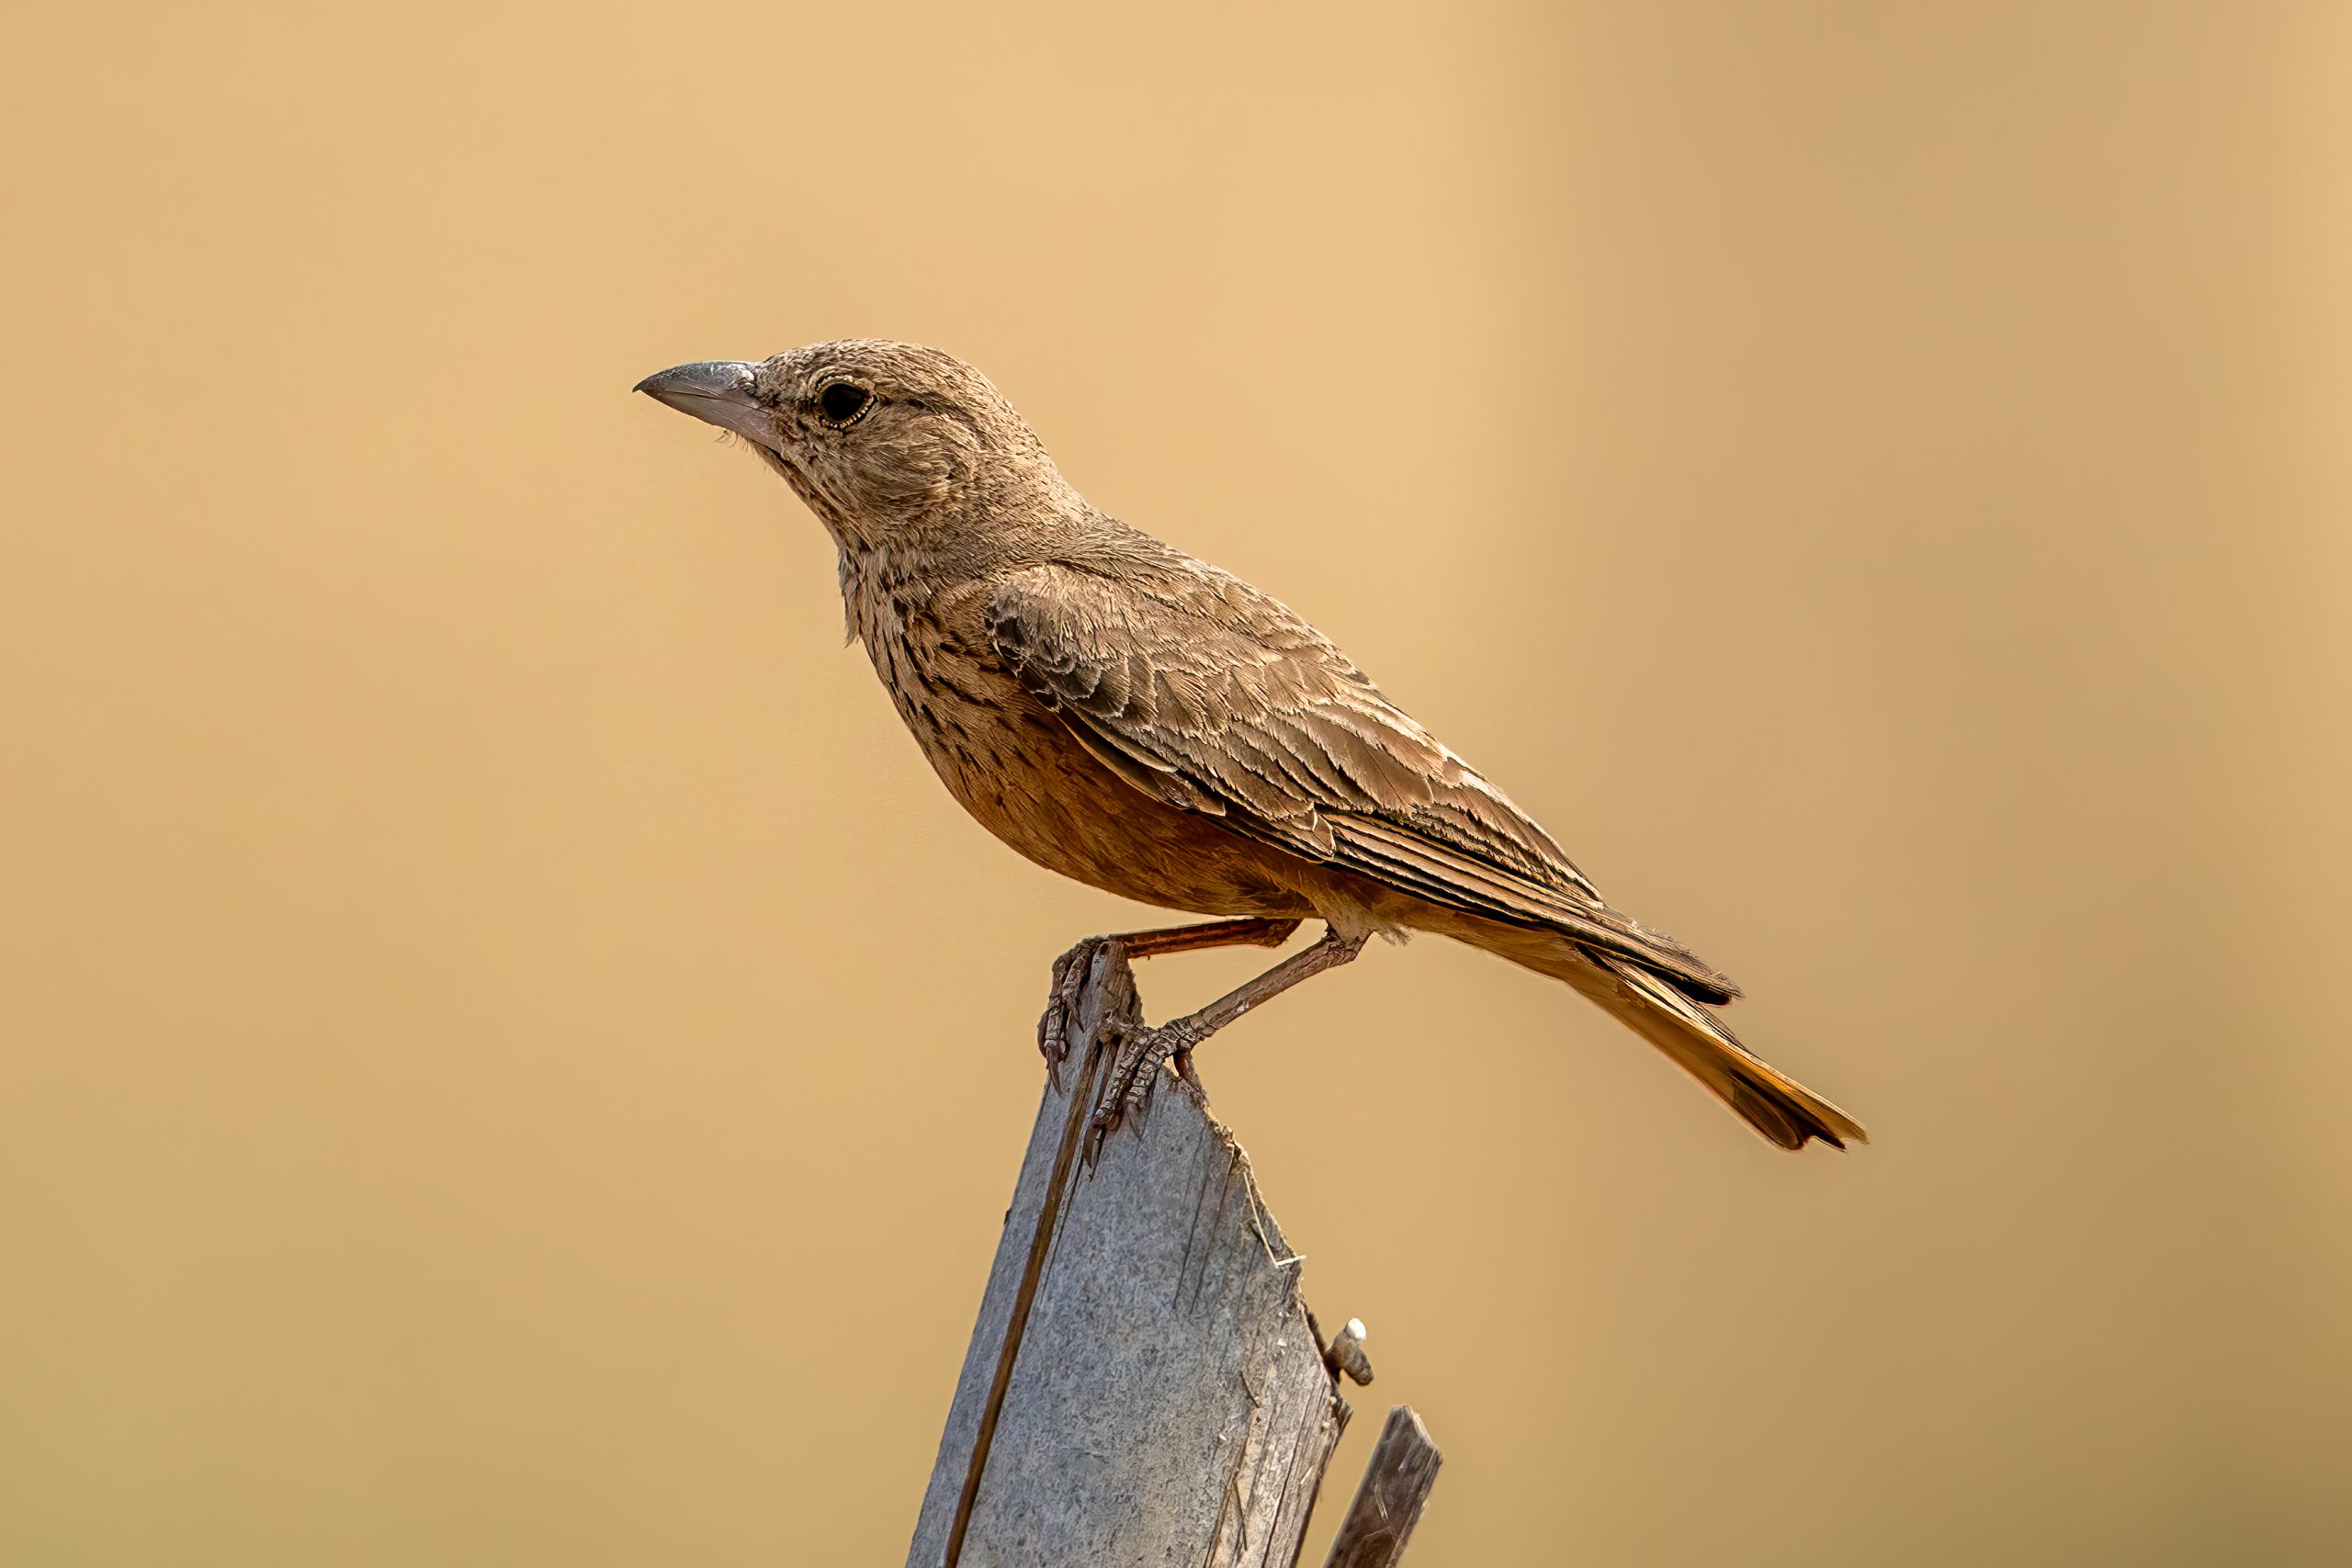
[{"xmin": 905, "ymin": 942, "xmax": 1440, "ymax": 1567}]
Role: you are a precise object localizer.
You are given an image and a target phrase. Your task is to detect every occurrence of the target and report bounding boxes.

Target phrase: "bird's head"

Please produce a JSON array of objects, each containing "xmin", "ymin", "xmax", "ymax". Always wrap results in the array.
[{"xmin": 635, "ymin": 340, "xmax": 1070, "ymax": 552}]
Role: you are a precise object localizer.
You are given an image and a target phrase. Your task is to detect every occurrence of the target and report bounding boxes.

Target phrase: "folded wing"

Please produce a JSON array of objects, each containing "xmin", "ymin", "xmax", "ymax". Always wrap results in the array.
[{"xmin": 987, "ymin": 560, "xmax": 1738, "ymax": 1005}]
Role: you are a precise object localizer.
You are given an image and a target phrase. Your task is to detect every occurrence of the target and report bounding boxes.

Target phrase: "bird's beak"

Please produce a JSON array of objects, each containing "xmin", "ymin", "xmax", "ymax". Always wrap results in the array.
[{"xmin": 633, "ymin": 360, "xmax": 774, "ymax": 447}]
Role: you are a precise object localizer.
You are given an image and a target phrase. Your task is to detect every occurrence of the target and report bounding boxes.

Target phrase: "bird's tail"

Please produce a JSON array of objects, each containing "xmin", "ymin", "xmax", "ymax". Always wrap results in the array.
[{"xmin": 1445, "ymin": 918, "xmax": 1867, "ymax": 1151}]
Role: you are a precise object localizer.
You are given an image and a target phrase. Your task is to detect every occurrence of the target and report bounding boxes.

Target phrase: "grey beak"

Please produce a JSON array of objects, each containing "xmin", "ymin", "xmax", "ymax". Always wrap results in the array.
[{"xmin": 634, "ymin": 360, "xmax": 772, "ymax": 446}]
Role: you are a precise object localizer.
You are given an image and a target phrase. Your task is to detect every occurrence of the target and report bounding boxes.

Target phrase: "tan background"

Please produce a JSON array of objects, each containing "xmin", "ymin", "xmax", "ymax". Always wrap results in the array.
[{"xmin": 4, "ymin": 2, "xmax": 2347, "ymax": 1563}]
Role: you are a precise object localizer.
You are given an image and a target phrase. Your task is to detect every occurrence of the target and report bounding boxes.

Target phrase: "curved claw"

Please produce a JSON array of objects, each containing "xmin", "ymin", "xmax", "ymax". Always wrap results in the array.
[
  {"xmin": 1082, "ymin": 1017, "xmax": 1200, "ymax": 1168},
  {"xmin": 1037, "ymin": 935, "xmax": 1113, "ymax": 1092}
]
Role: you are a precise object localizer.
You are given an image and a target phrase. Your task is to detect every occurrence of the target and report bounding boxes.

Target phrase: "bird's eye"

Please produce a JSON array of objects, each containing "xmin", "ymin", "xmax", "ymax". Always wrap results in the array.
[{"xmin": 817, "ymin": 382, "xmax": 874, "ymax": 426}]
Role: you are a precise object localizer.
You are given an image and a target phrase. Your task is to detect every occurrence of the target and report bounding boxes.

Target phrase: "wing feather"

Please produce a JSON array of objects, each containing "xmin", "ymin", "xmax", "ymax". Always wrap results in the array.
[{"xmin": 986, "ymin": 560, "xmax": 1736, "ymax": 1001}]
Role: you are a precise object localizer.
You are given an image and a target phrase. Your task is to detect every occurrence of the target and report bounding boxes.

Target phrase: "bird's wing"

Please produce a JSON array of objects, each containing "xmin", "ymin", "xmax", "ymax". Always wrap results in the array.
[{"xmin": 986, "ymin": 561, "xmax": 1736, "ymax": 1001}]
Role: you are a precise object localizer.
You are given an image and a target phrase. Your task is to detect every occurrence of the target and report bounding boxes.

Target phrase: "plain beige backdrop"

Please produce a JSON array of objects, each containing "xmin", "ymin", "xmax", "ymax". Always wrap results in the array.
[{"xmin": 4, "ymin": 3, "xmax": 2347, "ymax": 1563}]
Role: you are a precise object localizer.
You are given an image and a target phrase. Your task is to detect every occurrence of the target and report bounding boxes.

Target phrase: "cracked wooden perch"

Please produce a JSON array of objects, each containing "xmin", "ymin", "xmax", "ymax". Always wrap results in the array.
[{"xmin": 904, "ymin": 941, "xmax": 1441, "ymax": 1568}]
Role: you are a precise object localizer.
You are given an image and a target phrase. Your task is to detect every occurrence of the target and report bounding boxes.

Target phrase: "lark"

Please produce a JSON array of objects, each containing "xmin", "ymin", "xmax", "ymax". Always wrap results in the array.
[{"xmin": 638, "ymin": 342, "xmax": 1864, "ymax": 1152}]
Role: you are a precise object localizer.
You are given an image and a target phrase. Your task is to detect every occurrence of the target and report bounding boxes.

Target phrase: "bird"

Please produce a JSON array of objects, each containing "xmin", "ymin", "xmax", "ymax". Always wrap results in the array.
[{"xmin": 636, "ymin": 341, "xmax": 1865, "ymax": 1152}]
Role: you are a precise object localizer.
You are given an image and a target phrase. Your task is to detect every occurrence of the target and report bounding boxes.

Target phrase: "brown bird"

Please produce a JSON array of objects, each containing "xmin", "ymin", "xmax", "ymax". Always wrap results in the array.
[{"xmin": 637, "ymin": 342, "xmax": 1865, "ymax": 1152}]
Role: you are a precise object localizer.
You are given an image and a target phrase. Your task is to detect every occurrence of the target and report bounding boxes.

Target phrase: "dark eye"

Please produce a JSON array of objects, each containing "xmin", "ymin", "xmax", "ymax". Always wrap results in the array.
[{"xmin": 817, "ymin": 382, "xmax": 873, "ymax": 426}]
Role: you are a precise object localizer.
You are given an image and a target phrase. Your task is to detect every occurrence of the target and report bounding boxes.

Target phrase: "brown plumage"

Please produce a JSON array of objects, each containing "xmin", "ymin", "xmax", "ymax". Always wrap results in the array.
[{"xmin": 636, "ymin": 342, "xmax": 1865, "ymax": 1151}]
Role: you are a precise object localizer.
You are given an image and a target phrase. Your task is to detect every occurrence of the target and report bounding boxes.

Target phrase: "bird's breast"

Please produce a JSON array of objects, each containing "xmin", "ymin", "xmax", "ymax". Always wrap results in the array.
[{"xmin": 855, "ymin": 593, "xmax": 1310, "ymax": 920}]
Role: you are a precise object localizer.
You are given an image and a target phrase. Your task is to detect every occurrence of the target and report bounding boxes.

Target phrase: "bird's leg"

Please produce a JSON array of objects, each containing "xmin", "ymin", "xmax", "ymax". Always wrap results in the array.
[
  {"xmin": 1037, "ymin": 917, "xmax": 1302, "ymax": 1085},
  {"xmin": 1088, "ymin": 924, "xmax": 1367, "ymax": 1162},
  {"xmin": 1111, "ymin": 916, "xmax": 1305, "ymax": 959}
]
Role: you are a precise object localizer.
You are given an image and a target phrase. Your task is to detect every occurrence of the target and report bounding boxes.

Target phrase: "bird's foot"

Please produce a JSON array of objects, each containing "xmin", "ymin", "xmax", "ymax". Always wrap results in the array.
[
  {"xmin": 1084, "ymin": 1015, "xmax": 1201, "ymax": 1167},
  {"xmin": 1038, "ymin": 934, "xmax": 1117, "ymax": 1092}
]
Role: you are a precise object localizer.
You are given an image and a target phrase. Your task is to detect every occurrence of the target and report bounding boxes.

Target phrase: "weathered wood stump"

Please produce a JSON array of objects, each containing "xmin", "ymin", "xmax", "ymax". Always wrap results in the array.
[{"xmin": 905, "ymin": 942, "xmax": 1441, "ymax": 1568}]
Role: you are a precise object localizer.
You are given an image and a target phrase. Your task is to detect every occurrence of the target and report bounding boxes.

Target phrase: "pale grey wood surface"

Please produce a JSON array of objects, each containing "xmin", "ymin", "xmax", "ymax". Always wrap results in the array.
[
  {"xmin": 1320, "ymin": 1406, "xmax": 1442, "ymax": 1568},
  {"xmin": 906, "ymin": 942, "xmax": 1350, "ymax": 1568}
]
